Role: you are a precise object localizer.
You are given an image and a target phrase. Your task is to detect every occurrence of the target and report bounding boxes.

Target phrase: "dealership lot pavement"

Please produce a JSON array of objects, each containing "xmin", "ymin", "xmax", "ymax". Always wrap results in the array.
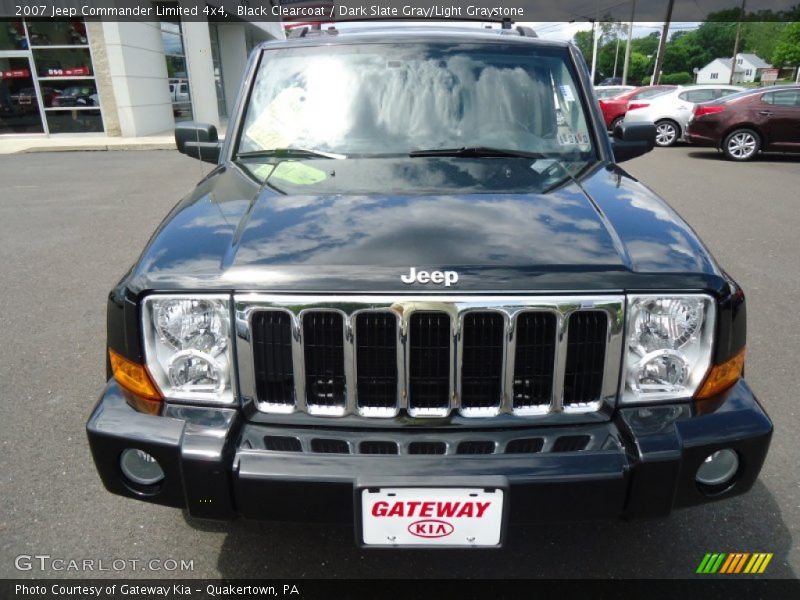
[{"xmin": 0, "ymin": 147, "xmax": 798, "ymax": 579}]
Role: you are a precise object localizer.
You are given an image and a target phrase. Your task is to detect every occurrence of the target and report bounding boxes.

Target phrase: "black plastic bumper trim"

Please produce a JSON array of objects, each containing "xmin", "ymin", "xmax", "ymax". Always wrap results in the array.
[{"xmin": 86, "ymin": 378, "xmax": 772, "ymax": 525}]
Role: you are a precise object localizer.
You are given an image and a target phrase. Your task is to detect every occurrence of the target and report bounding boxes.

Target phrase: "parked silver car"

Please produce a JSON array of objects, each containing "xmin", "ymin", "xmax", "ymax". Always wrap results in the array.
[
  {"xmin": 623, "ymin": 84, "xmax": 744, "ymax": 146},
  {"xmin": 594, "ymin": 85, "xmax": 635, "ymax": 99}
]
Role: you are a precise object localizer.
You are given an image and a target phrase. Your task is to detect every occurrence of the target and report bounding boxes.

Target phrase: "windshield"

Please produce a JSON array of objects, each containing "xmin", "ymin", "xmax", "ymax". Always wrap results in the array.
[{"xmin": 236, "ymin": 41, "xmax": 595, "ymax": 160}]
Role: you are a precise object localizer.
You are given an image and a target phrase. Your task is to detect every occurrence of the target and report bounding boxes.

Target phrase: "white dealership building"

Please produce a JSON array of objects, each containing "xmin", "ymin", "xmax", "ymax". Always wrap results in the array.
[{"xmin": 1, "ymin": 4, "xmax": 283, "ymax": 137}]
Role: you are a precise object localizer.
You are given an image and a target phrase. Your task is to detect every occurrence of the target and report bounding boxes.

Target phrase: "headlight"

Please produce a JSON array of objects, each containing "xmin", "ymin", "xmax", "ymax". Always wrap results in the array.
[
  {"xmin": 142, "ymin": 295, "xmax": 234, "ymax": 404},
  {"xmin": 623, "ymin": 295, "xmax": 715, "ymax": 403}
]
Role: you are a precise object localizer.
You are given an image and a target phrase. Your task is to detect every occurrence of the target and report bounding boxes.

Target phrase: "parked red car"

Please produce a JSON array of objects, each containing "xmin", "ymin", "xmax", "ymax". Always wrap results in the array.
[
  {"xmin": 598, "ymin": 85, "xmax": 676, "ymax": 130},
  {"xmin": 687, "ymin": 86, "xmax": 800, "ymax": 161}
]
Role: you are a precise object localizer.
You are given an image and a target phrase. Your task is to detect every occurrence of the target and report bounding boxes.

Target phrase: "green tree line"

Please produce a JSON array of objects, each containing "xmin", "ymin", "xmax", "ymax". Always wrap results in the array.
[{"xmin": 574, "ymin": 6, "xmax": 800, "ymax": 84}]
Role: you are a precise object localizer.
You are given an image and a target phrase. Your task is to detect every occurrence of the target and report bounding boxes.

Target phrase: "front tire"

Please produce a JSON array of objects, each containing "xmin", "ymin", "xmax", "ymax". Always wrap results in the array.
[
  {"xmin": 654, "ymin": 119, "xmax": 680, "ymax": 147},
  {"xmin": 610, "ymin": 116, "xmax": 624, "ymax": 133},
  {"xmin": 723, "ymin": 129, "xmax": 760, "ymax": 161}
]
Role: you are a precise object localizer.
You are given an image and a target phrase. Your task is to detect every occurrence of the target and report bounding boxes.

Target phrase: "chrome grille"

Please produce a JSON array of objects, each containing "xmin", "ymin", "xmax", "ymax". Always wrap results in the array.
[
  {"xmin": 512, "ymin": 312, "xmax": 557, "ymax": 411},
  {"xmin": 236, "ymin": 295, "xmax": 624, "ymax": 421},
  {"xmin": 354, "ymin": 312, "xmax": 398, "ymax": 412},
  {"xmin": 460, "ymin": 311, "xmax": 505, "ymax": 413},
  {"xmin": 251, "ymin": 311, "xmax": 294, "ymax": 410},
  {"xmin": 302, "ymin": 311, "xmax": 346, "ymax": 414},
  {"xmin": 408, "ymin": 312, "xmax": 452, "ymax": 417}
]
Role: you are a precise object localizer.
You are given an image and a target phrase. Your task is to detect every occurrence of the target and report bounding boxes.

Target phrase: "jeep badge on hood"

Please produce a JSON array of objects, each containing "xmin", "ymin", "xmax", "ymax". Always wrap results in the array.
[{"xmin": 401, "ymin": 267, "xmax": 459, "ymax": 286}]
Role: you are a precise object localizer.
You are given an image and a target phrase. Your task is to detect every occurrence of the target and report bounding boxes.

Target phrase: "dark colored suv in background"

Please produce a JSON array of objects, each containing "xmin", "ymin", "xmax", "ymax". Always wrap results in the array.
[
  {"xmin": 688, "ymin": 85, "xmax": 800, "ymax": 160},
  {"xmin": 86, "ymin": 25, "xmax": 771, "ymax": 548}
]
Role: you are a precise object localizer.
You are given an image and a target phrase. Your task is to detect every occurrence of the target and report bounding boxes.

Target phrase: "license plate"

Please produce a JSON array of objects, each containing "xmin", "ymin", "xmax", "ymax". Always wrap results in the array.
[{"xmin": 361, "ymin": 487, "xmax": 504, "ymax": 547}]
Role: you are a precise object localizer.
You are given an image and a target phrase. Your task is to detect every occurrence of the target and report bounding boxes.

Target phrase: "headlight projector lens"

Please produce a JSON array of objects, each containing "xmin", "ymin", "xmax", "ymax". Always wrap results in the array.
[
  {"xmin": 120, "ymin": 449, "xmax": 165, "ymax": 486},
  {"xmin": 631, "ymin": 349, "xmax": 690, "ymax": 394},
  {"xmin": 696, "ymin": 449, "xmax": 739, "ymax": 488},
  {"xmin": 167, "ymin": 350, "xmax": 226, "ymax": 394}
]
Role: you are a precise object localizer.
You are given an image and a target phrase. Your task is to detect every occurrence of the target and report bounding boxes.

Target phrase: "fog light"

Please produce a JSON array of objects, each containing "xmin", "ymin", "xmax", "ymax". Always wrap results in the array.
[
  {"xmin": 120, "ymin": 449, "xmax": 165, "ymax": 486},
  {"xmin": 696, "ymin": 449, "xmax": 739, "ymax": 487}
]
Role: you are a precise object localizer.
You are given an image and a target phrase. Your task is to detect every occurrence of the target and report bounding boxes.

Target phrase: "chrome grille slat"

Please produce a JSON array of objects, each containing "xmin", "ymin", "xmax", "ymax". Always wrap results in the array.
[
  {"xmin": 354, "ymin": 311, "xmax": 399, "ymax": 416},
  {"xmin": 511, "ymin": 311, "xmax": 557, "ymax": 414},
  {"xmin": 459, "ymin": 311, "xmax": 505, "ymax": 416},
  {"xmin": 235, "ymin": 295, "xmax": 624, "ymax": 421},
  {"xmin": 301, "ymin": 310, "xmax": 346, "ymax": 415},
  {"xmin": 408, "ymin": 311, "xmax": 452, "ymax": 417}
]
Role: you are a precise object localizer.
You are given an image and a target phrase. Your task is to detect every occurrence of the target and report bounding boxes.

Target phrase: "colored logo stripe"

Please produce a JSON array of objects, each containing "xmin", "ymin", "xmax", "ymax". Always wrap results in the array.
[{"xmin": 697, "ymin": 553, "xmax": 773, "ymax": 574}]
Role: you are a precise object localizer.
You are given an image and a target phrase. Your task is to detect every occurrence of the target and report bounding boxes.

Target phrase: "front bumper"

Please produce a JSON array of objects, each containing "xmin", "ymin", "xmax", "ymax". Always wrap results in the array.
[{"xmin": 87, "ymin": 379, "xmax": 772, "ymax": 524}]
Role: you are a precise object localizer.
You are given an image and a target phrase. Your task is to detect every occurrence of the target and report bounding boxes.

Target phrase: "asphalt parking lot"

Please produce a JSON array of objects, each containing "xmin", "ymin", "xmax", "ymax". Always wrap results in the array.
[{"xmin": 0, "ymin": 146, "xmax": 798, "ymax": 579}]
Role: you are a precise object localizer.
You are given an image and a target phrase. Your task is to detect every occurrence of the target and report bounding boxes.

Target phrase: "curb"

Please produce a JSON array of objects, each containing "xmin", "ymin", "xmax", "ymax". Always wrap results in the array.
[{"xmin": 16, "ymin": 143, "xmax": 177, "ymax": 154}]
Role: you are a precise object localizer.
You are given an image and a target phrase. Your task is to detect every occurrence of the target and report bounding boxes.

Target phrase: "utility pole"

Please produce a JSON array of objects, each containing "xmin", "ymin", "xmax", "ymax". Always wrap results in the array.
[
  {"xmin": 651, "ymin": 0, "xmax": 675, "ymax": 85},
  {"xmin": 729, "ymin": 0, "xmax": 747, "ymax": 84},
  {"xmin": 590, "ymin": 20, "xmax": 599, "ymax": 83},
  {"xmin": 590, "ymin": 0, "xmax": 601, "ymax": 84},
  {"xmin": 613, "ymin": 36, "xmax": 621, "ymax": 78},
  {"xmin": 622, "ymin": 0, "xmax": 636, "ymax": 85}
]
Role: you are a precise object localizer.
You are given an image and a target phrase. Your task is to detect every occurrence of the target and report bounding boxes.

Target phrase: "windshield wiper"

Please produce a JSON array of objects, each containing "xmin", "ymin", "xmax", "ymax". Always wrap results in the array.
[
  {"xmin": 408, "ymin": 146, "xmax": 546, "ymax": 159},
  {"xmin": 236, "ymin": 147, "xmax": 345, "ymax": 160}
]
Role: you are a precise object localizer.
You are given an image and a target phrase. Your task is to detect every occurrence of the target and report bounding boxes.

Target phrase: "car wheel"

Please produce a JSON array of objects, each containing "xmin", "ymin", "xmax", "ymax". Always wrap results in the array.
[
  {"xmin": 610, "ymin": 116, "xmax": 623, "ymax": 132},
  {"xmin": 723, "ymin": 129, "xmax": 760, "ymax": 161},
  {"xmin": 654, "ymin": 120, "xmax": 679, "ymax": 147}
]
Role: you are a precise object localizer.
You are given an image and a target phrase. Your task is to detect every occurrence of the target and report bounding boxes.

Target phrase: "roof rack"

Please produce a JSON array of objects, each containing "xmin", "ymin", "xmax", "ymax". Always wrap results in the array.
[
  {"xmin": 286, "ymin": 23, "xmax": 339, "ymax": 38},
  {"xmin": 286, "ymin": 21, "xmax": 537, "ymax": 39}
]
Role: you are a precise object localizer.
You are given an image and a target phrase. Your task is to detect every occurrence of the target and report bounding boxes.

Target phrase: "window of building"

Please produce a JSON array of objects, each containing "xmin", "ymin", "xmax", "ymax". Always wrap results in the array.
[
  {"xmin": 1, "ymin": 20, "xmax": 28, "ymax": 50},
  {"xmin": 710, "ymin": 73, "xmax": 718, "ymax": 80},
  {"xmin": 1, "ymin": 18, "xmax": 103, "ymax": 134},
  {"xmin": 745, "ymin": 69, "xmax": 752, "ymax": 76},
  {"xmin": 209, "ymin": 24, "xmax": 227, "ymax": 119},
  {"xmin": 737, "ymin": 58, "xmax": 743, "ymax": 65},
  {"xmin": 0, "ymin": 55, "xmax": 44, "ymax": 133},
  {"xmin": 158, "ymin": 16, "xmax": 193, "ymax": 122}
]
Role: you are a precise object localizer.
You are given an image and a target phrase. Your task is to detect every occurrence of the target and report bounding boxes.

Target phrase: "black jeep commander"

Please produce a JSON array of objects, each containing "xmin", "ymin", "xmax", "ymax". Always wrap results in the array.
[{"xmin": 87, "ymin": 25, "xmax": 771, "ymax": 548}]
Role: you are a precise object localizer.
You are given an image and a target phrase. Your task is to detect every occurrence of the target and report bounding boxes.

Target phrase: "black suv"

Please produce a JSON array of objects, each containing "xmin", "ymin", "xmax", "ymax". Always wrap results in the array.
[{"xmin": 87, "ymin": 25, "xmax": 771, "ymax": 548}]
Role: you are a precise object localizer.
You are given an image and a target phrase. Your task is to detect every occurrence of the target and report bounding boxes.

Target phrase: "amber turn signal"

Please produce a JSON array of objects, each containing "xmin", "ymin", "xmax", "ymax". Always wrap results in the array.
[
  {"xmin": 695, "ymin": 348, "xmax": 745, "ymax": 401},
  {"xmin": 109, "ymin": 348, "xmax": 162, "ymax": 403}
]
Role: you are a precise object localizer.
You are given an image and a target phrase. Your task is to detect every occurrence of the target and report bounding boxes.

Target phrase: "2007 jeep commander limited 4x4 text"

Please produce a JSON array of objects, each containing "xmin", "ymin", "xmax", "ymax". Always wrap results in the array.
[{"xmin": 87, "ymin": 24, "xmax": 772, "ymax": 548}]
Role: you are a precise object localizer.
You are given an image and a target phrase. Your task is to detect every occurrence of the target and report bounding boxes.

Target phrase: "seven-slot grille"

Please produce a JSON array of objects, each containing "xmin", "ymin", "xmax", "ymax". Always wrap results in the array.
[{"xmin": 238, "ymin": 296, "xmax": 622, "ymax": 420}]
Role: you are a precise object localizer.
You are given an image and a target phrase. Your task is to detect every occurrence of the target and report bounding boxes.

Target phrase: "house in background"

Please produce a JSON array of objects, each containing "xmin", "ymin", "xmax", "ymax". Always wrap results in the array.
[{"xmin": 696, "ymin": 54, "xmax": 772, "ymax": 84}]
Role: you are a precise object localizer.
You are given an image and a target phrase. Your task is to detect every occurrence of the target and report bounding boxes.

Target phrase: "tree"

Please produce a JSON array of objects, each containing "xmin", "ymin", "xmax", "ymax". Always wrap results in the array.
[
  {"xmin": 743, "ymin": 22, "xmax": 787, "ymax": 65},
  {"xmin": 626, "ymin": 52, "xmax": 653, "ymax": 84},
  {"xmin": 572, "ymin": 30, "xmax": 593, "ymax": 64},
  {"xmin": 772, "ymin": 22, "xmax": 800, "ymax": 67}
]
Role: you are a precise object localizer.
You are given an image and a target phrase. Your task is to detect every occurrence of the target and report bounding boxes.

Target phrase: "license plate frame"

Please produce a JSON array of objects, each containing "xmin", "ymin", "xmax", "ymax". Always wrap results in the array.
[{"xmin": 355, "ymin": 478, "xmax": 508, "ymax": 548}]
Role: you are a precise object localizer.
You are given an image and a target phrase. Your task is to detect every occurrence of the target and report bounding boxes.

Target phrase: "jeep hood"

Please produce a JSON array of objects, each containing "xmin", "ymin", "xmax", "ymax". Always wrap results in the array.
[{"xmin": 128, "ymin": 158, "xmax": 720, "ymax": 294}]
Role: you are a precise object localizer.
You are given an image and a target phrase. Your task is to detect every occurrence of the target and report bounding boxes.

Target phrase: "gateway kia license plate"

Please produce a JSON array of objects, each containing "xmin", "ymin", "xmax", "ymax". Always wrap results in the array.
[{"xmin": 361, "ymin": 487, "xmax": 504, "ymax": 547}]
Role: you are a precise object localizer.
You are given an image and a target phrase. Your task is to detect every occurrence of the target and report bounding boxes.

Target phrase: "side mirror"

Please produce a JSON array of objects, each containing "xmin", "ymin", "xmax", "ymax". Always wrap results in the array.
[
  {"xmin": 611, "ymin": 122, "xmax": 656, "ymax": 162},
  {"xmin": 175, "ymin": 121, "xmax": 222, "ymax": 164}
]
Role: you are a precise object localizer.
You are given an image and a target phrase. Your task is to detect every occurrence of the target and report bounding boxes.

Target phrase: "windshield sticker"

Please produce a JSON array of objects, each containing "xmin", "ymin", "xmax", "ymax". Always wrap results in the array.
[
  {"xmin": 248, "ymin": 163, "xmax": 275, "ymax": 182},
  {"xmin": 270, "ymin": 161, "xmax": 327, "ymax": 185},
  {"xmin": 557, "ymin": 131, "xmax": 590, "ymax": 146},
  {"xmin": 559, "ymin": 85, "xmax": 576, "ymax": 102},
  {"xmin": 244, "ymin": 87, "xmax": 306, "ymax": 151}
]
